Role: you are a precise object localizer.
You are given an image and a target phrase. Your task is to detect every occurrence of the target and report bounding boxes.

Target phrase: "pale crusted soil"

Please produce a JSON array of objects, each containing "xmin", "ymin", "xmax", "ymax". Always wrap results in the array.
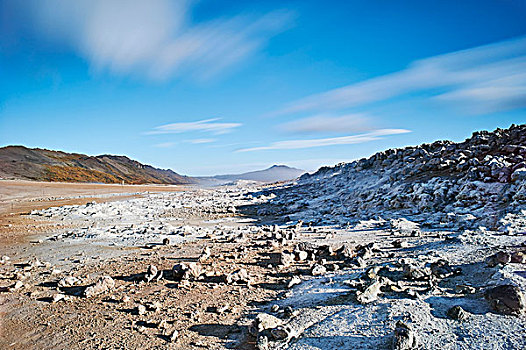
[
  {"xmin": 1, "ymin": 183, "xmax": 525, "ymax": 350},
  {"xmin": 0, "ymin": 180, "xmax": 186, "ymax": 245},
  {"xmin": 0, "ymin": 183, "xmax": 291, "ymax": 350}
]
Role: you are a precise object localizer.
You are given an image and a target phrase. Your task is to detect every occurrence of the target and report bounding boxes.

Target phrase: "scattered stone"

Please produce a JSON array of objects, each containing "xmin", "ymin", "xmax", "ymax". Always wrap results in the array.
[
  {"xmin": 402, "ymin": 263, "xmax": 430, "ymax": 281},
  {"xmin": 485, "ymin": 284, "xmax": 526, "ymax": 315},
  {"xmin": 392, "ymin": 321, "xmax": 418, "ymax": 350},
  {"xmin": 392, "ymin": 240, "xmax": 409, "ymax": 248},
  {"xmin": 310, "ymin": 264, "xmax": 327, "ymax": 276},
  {"xmin": 145, "ymin": 301, "xmax": 161, "ymax": 312},
  {"xmin": 256, "ymin": 335, "xmax": 269, "ymax": 350},
  {"xmin": 226, "ymin": 268, "xmax": 251, "ymax": 285},
  {"xmin": 455, "ymin": 284, "xmax": 476, "ymax": 294},
  {"xmin": 336, "ymin": 244, "xmax": 355, "ymax": 259},
  {"xmin": 365, "ymin": 266, "xmax": 381, "ymax": 280},
  {"xmin": 144, "ymin": 264, "xmax": 162, "ymax": 282},
  {"xmin": 357, "ymin": 246, "xmax": 373, "ymax": 260},
  {"xmin": 214, "ymin": 304, "xmax": 230, "ymax": 314},
  {"xmin": 169, "ymin": 329, "xmax": 179, "ymax": 342},
  {"xmin": 83, "ymin": 276, "xmax": 115, "ymax": 298},
  {"xmin": 346, "ymin": 256, "xmax": 366, "ymax": 268},
  {"xmin": 295, "ymin": 250, "xmax": 308, "ymax": 262},
  {"xmin": 294, "ymin": 220, "xmax": 303, "ymax": 232},
  {"xmin": 157, "ymin": 319, "xmax": 169, "ymax": 329},
  {"xmin": 430, "ymin": 259, "xmax": 459, "ymax": 278},
  {"xmin": 172, "ymin": 263, "xmax": 203, "ymax": 281},
  {"xmin": 279, "ymin": 252, "xmax": 295, "ymax": 267},
  {"xmin": 390, "ymin": 218, "xmax": 420, "ymax": 236},
  {"xmin": 317, "ymin": 245, "xmax": 334, "ymax": 257},
  {"xmin": 447, "ymin": 305, "xmax": 469, "ymax": 321},
  {"xmin": 198, "ymin": 247, "xmax": 211, "ymax": 262},
  {"xmin": 58, "ymin": 276, "xmax": 80, "ymax": 288},
  {"xmin": 207, "ymin": 304, "xmax": 229, "ymax": 314},
  {"xmin": 12, "ymin": 280, "xmax": 24, "ymax": 290},
  {"xmin": 486, "ymin": 252, "xmax": 512, "ymax": 267},
  {"xmin": 172, "ymin": 263, "xmax": 189, "ymax": 280},
  {"xmin": 283, "ymin": 306, "xmax": 297, "ymax": 318},
  {"xmin": 136, "ymin": 304, "xmax": 147, "ymax": 315},
  {"xmin": 286, "ymin": 276, "xmax": 301, "ymax": 289},
  {"xmin": 271, "ymin": 325, "xmax": 294, "ymax": 341},
  {"xmin": 356, "ymin": 279, "xmax": 383, "ymax": 304},
  {"xmin": 511, "ymin": 251, "xmax": 526, "ymax": 264},
  {"xmin": 52, "ymin": 293, "xmax": 66, "ymax": 303},
  {"xmin": 249, "ymin": 313, "xmax": 283, "ymax": 336},
  {"xmin": 326, "ymin": 263, "xmax": 340, "ymax": 271}
]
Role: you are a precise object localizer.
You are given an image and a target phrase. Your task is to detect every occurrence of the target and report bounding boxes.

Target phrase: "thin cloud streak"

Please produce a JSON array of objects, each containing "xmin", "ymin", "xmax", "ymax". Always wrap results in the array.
[
  {"xmin": 153, "ymin": 142, "xmax": 176, "ymax": 148},
  {"xmin": 237, "ymin": 129, "xmax": 410, "ymax": 152},
  {"xmin": 187, "ymin": 138, "xmax": 216, "ymax": 144},
  {"xmin": 149, "ymin": 119, "xmax": 241, "ymax": 135},
  {"xmin": 274, "ymin": 36, "xmax": 526, "ymax": 116}
]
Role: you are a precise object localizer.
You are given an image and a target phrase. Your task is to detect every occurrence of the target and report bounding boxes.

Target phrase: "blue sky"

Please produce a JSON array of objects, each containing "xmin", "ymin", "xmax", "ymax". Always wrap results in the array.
[{"xmin": 1, "ymin": 0, "xmax": 526, "ymax": 176}]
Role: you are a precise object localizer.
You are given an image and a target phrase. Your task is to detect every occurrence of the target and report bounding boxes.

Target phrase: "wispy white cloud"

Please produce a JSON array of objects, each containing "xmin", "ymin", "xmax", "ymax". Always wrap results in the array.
[
  {"xmin": 19, "ymin": 0, "xmax": 293, "ymax": 81},
  {"xmin": 279, "ymin": 113, "xmax": 372, "ymax": 134},
  {"xmin": 274, "ymin": 36, "xmax": 526, "ymax": 116},
  {"xmin": 149, "ymin": 118, "xmax": 241, "ymax": 135},
  {"xmin": 154, "ymin": 142, "xmax": 177, "ymax": 148},
  {"xmin": 237, "ymin": 129, "xmax": 410, "ymax": 152},
  {"xmin": 186, "ymin": 138, "xmax": 216, "ymax": 144},
  {"xmin": 153, "ymin": 138, "xmax": 216, "ymax": 148}
]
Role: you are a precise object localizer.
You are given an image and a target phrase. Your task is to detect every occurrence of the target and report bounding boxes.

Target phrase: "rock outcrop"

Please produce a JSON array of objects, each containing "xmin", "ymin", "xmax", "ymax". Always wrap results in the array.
[{"xmin": 261, "ymin": 124, "xmax": 526, "ymax": 232}]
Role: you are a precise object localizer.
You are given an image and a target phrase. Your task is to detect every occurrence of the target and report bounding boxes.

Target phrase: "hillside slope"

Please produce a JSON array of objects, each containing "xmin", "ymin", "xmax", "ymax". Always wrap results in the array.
[
  {"xmin": 260, "ymin": 124, "xmax": 526, "ymax": 232},
  {"xmin": 0, "ymin": 146, "xmax": 193, "ymax": 185}
]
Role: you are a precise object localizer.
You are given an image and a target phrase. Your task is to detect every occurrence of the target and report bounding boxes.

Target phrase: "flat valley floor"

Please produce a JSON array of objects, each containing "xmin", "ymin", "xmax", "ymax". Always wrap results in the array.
[{"xmin": 0, "ymin": 180, "xmax": 525, "ymax": 349}]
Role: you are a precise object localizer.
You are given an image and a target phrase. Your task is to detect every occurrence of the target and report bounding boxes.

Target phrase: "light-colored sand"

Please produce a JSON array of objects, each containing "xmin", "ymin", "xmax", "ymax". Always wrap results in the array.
[
  {"xmin": 0, "ymin": 179, "xmax": 188, "ymax": 215},
  {"xmin": 0, "ymin": 180, "xmax": 188, "ymax": 245}
]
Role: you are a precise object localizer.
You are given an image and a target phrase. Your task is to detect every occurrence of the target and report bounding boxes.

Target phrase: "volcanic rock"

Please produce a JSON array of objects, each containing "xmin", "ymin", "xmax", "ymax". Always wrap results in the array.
[
  {"xmin": 392, "ymin": 321, "xmax": 418, "ymax": 350},
  {"xmin": 485, "ymin": 284, "xmax": 526, "ymax": 315},
  {"xmin": 486, "ymin": 252, "xmax": 512, "ymax": 267},
  {"xmin": 447, "ymin": 305, "xmax": 469, "ymax": 321}
]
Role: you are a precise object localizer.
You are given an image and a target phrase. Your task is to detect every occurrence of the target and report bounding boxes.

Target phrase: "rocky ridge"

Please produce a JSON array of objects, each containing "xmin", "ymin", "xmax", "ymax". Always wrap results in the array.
[{"xmin": 261, "ymin": 124, "xmax": 526, "ymax": 233}]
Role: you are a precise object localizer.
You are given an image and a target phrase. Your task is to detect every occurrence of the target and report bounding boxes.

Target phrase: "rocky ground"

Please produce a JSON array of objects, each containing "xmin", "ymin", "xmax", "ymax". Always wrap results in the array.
[
  {"xmin": 261, "ymin": 124, "xmax": 526, "ymax": 233},
  {"xmin": 0, "ymin": 183, "xmax": 524, "ymax": 349},
  {"xmin": 1, "ymin": 125, "xmax": 525, "ymax": 349}
]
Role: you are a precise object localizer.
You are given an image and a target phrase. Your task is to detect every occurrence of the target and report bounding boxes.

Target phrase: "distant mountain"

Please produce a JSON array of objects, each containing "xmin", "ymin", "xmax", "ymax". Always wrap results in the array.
[
  {"xmin": 198, "ymin": 165, "xmax": 306, "ymax": 185},
  {"xmin": 0, "ymin": 146, "xmax": 193, "ymax": 185}
]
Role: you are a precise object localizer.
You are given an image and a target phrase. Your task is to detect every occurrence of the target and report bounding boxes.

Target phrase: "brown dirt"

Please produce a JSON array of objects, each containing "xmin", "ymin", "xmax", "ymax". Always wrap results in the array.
[
  {"xmin": 0, "ymin": 181, "xmax": 288, "ymax": 350},
  {"xmin": 0, "ymin": 238, "xmax": 284, "ymax": 350},
  {"xmin": 0, "ymin": 180, "xmax": 187, "ymax": 245}
]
